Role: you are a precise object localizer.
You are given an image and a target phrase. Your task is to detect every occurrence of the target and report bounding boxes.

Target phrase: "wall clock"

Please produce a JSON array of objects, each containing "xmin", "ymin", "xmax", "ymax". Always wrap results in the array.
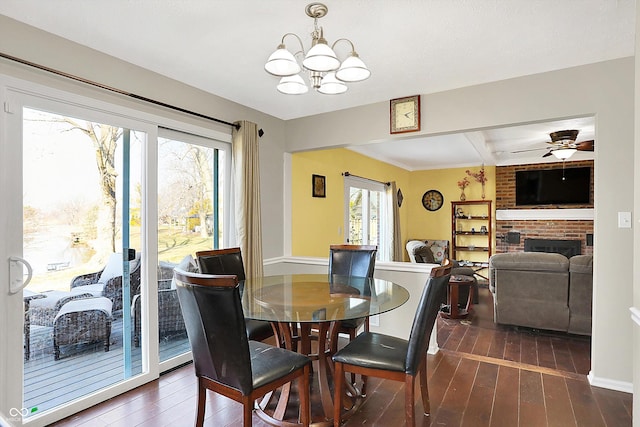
[
  {"xmin": 390, "ymin": 95, "xmax": 420, "ymax": 134},
  {"xmin": 422, "ymin": 189, "xmax": 443, "ymax": 211}
]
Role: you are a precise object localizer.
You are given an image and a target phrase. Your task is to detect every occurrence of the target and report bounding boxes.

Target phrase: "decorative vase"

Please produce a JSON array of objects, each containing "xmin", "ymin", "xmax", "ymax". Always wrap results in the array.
[
  {"xmin": 460, "ymin": 189, "xmax": 466, "ymax": 201},
  {"xmin": 481, "ymin": 183, "xmax": 486, "ymax": 200}
]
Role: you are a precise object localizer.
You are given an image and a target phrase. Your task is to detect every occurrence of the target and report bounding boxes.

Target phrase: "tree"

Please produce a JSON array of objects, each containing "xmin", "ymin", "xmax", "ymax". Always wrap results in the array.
[
  {"xmin": 159, "ymin": 140, "xmax": 214, "ymax": 238},
  {"xmin": 63, "ymin": 119, "xmax": 122, "ymax": 259}
]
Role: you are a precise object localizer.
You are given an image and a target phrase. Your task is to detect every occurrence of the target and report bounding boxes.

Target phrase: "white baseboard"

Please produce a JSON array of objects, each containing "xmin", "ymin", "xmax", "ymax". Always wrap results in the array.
[{"xmin": 587, "ymin": 371, "xmax": 633, "ymax": 393}]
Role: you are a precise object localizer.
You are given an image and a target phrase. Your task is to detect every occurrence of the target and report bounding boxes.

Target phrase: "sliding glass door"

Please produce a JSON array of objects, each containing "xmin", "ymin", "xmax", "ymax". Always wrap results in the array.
[
  {"xmin": 20, "ymin": 106, "xmax": 145, "ymax": 417},
  {"xmin": 154, "ymin": 128, "xmax": 231, "ymax": 363},
  {"xmin": 3, "ymin": 85, "xmax": 154, "ymax": 427},
  {"xmin": 2, "ymin": 75, "xmax": 232, "ymax": 427}
]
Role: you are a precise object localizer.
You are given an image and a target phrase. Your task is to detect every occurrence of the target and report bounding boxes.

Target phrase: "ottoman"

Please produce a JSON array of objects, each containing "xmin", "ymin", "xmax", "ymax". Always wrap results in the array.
[
  {"xmin": 53, "ymin": 297, "xmax": 113, "ymax": 360},
  {"xmin": 29, "ymin": 290, "xmax": 94, "ymax": 327}
]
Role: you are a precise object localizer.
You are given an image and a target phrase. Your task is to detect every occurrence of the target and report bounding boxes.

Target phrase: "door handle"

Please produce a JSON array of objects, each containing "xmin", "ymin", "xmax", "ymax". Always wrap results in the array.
[{"xmin": 8, "ymin": 256, "xmax": 33, "ymax": 294}]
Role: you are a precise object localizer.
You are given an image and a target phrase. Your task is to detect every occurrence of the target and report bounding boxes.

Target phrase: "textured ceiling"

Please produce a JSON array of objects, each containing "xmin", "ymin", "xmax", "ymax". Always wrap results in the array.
[{"xmin": 0, "ymin": 0, "xmax": 632, "ymax": 168}]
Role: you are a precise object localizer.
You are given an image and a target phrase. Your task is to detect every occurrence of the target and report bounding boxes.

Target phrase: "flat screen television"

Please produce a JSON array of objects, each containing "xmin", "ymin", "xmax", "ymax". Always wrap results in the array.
[{"xmin": 515, "ymin": 167, "xmax": 591, "ymax": 206}]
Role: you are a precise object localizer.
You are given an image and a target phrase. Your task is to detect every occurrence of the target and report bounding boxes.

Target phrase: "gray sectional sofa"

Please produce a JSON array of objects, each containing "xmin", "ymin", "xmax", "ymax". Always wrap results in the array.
[{"xmin": 489, "ymin": 252, "xmax": 593, "ymax": 335}]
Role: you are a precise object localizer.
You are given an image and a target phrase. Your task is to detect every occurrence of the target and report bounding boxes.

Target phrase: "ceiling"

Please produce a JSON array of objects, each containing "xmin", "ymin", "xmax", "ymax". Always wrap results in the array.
[{"xmin": 0, "ymin": 1, "xmax": 633, "ymax": 169}]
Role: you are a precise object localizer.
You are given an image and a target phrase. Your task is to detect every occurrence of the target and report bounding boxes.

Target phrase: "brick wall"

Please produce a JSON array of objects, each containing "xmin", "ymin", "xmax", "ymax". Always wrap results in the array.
[{"xmin": 495, "ymin": 160, "xmax": 594, "ymax": 256}]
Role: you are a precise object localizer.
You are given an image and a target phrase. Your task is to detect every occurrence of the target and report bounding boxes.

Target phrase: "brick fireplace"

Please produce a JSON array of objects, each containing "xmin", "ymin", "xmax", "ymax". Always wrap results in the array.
[{"xmin": 495, "ymin": 160, "xmax": 594, "ymax": 256}]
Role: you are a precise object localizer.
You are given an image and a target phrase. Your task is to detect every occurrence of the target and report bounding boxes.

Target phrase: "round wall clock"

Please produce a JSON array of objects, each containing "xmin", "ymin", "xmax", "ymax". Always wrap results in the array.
[{"xmin": 422, "ymin": 189, "xmax": 444, "ymax": 211}]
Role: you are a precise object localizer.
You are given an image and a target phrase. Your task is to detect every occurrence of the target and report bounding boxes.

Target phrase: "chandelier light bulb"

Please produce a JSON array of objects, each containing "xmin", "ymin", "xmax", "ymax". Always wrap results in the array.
[
  {"xmin": 335, "ymin": 52, "xmax": 371, "ymax": 82},
  {"xmin": 302, "ymin": 39, "xmax": 340, "ymax": 72},
  {"xmin": 277, "ymin": 74, "xmax": 309, "ymax": 95},
  {"xmin": 318, "ymin": 72, "xmax": 348, "ymax": 94},
  {"xmin": 264, "ymin": 44, "xmax": 301, "ymax": 76}
]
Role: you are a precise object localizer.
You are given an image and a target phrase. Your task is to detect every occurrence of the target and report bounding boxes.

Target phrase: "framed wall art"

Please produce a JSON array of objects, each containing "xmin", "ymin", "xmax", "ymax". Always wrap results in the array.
[{"xmin": 312, "ymin": 174, "xmax": 326, "ymax": 198}]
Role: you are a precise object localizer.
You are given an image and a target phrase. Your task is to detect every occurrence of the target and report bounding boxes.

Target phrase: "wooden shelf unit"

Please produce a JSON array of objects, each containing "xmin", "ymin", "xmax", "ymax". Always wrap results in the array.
[{"xmin": 451, "ymin": 200, "xmax": 492, "ymax": 264}]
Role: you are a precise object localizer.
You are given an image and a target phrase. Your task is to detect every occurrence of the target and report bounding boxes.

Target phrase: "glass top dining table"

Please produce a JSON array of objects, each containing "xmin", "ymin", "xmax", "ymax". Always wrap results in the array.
[
  {"xmin": 240, "ymin": 273, "xmax": 410, "ymax": 426},
  {"xmin": 240, "ymin": 273, "xmax": 410, "ymax": 323}
]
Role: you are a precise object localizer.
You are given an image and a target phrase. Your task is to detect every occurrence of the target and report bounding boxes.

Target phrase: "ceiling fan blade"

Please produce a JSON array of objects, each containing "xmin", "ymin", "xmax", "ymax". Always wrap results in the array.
[
  {"xmin": 542, "ymin": 151, "xmax": 553, "ymax": 158},
  {"xmin": 511, "ymin": 147, "xmax": 546, "ymax": 154},
  {"xmin": 576, "ymin": 140, "xmax": 594, "ymax": 151}
]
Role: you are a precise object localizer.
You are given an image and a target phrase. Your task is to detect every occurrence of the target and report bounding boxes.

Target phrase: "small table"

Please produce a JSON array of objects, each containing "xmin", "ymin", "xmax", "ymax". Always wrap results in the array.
[
  {"xmin": 440, "ymin": 275, "xmax": 475, "ymax": 319},
  {"xmin": 241, "ymin": 274, "xmax": 410, "ymax": 426}
]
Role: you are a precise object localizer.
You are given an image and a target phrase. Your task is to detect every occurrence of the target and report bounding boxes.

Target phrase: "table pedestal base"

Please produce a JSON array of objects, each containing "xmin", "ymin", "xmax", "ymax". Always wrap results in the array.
[{"xmin": 254, "ymin": 321, "xmax": 363, "ymax": 426}]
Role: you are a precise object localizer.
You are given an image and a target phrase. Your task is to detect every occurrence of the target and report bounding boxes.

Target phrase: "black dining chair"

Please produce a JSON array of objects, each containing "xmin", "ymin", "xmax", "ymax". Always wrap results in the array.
[
  {"xmin": 332, "ymin": 261, "xmax": 452, "ymax": 427},
  {"xmin": 328, "ymin": 244, "xmax": 377, "ymax": 388},
  {"xmin": 196, "ymin": 247, "xmax": 274, "ymax": 342},
  {"xmin": 173, "ymin": 269, "xmax": 312, "ymax": 427},
  {"xmin": 328, "ymin": 244, "xmax": 377, "ymax": 340}
]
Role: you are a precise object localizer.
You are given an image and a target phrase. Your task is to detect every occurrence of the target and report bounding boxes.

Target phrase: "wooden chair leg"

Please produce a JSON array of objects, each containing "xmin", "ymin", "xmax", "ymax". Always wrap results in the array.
[
  {"xmin": 196, "ymin": 380, "xmax": 206, "ymax": 427},
  {"xmin": 299, "ymin": 364, "xmax": 311, "ymax": 427},
  {"xmin": 333, "ymin": 362, "xmax": 345, "ymax": 427},
  {"xmin": 360, "ymin": 319, "xmax": 369, "ymax": 395},
  {"xmin": 242, "ymin": 396, "xmax": 253, "ymax": 427},
  {"xmin": 405, "ymin": 375, "xmax": 416, "ymax": 427},
  {"xmin": 349, "ymin": 329, "xmax": 357, "ymax": 385},
  {"xmin": 419, "ymin": 355, "xmax": 430, "ymax": 415}
]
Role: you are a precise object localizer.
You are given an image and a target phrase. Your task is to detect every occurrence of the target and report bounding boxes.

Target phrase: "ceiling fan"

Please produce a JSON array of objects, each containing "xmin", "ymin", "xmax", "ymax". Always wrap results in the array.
[{"xmin": 512, "ymin": 129, "xmax": 595, "ymax": 160}]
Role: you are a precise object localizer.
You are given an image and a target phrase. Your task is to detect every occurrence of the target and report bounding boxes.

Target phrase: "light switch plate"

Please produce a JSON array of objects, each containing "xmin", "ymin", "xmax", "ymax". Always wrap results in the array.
[{"xmin": 618, "ymin": 211, "xmax": 632, "ymax": 228}]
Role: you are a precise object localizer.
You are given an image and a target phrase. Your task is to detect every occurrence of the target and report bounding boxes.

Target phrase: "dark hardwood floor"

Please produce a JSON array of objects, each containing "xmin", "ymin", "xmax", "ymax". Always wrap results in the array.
[{"xmin": 50, "ymin": 286, "xmax": 632, "ymax": 427}]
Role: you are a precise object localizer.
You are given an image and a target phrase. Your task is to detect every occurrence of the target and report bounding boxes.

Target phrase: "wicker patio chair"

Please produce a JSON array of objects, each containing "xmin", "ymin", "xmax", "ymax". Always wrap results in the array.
[{"xmin": 70, "ymin": 252, "xmax": 141, "ymax": 311}]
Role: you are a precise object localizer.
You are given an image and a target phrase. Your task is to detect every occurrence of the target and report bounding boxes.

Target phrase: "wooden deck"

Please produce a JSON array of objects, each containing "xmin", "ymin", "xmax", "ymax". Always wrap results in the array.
[{"xmin": 24, "ymin": 313, "xmax": 190, "ymax": 417}]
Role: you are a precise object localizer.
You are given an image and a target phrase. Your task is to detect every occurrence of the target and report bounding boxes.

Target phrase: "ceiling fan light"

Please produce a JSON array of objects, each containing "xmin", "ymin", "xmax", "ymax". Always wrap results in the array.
[
  {"xmin": 335, "ymin": 53, "xmax": 370, "ymax": 82},
  {"xmin": 552, "ymin": 148, "xmax": 577, "ymax": 160},
  {"xmin": 317, "ymin": 72, "xmax": 347, "ymax": 94},
  {"xmin": 302, "ymin": 39, "xmax": 340, "ymax": 72},
  {"xmin": 277, "ymin": 74, "xmax": 308, "ymax": 95},
  {"xmin": 265, "ymin": 45, "xmax": 301, "ymax": 76}
]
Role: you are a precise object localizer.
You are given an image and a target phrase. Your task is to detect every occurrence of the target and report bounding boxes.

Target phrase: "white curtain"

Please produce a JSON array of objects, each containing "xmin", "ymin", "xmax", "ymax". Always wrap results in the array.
[
  {"xmin": 386, "ymin": 181, "xmax": 403, "ymax": 261},
  {"xmin": 231, "ymin": 120, "xmax": 263, "ymax": 279}
]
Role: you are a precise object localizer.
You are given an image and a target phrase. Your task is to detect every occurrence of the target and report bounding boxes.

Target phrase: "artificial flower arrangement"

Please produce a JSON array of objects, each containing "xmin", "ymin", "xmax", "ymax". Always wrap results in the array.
[
  {"xmin": 466, "ymin": 166, "xmax": 487, "ymax": 185},
  {"xmin": 457, "ymin": 177, "xmax": 469, "ymax": 200},
  {"xmin": 466, "ymin": 165, "xmax": 488, "ymax": 198},
  {"xmin": 457, "ymin": 177, "xmax": 470, "ymax": 190}
]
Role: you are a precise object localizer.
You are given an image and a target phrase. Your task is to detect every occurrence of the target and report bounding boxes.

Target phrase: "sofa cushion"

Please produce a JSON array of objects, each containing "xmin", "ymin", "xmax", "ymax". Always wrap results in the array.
[
  {"xmin": 406, "ymin": 240, "xmax": 436, "ymax": 263},
  {"xmin": 424, "ymin": 240, "xmax": 448, "ymax": 263},
  {"xmin": 489, "ymin": 252, "xmax": 569, "ymax": 272},
  {"xmin": 569, "ymin": 255, "xmax": 593, "ymax": 274},
  {"xmin": 568, "ymin": 255, "xmax": 593, "ymax": 335}
]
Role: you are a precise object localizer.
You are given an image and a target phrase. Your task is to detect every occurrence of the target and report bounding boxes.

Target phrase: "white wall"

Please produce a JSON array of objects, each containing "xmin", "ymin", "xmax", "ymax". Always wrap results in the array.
[
  {"xmin": 632, "ymin": 3, "xmax": 640, "ymax": 424},
  {"xmin": 285, "ymin": 58, "xmax": 636, "ymax": 391}
]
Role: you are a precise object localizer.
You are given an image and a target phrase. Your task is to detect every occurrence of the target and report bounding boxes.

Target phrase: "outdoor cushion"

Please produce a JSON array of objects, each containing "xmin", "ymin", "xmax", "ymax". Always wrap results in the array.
[
  {"xmin": 171, "ymin": 254, "xmax": 198, "ymax": 289},
  {"xmin": 97, "ymin": 253, "xmax": 124, "ymax": 284}
]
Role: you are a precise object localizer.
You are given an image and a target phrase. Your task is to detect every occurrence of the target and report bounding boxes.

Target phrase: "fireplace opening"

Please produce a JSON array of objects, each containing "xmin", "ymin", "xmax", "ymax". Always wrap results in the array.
[{"xmin": 523, "ymin": 238, "xmax": 581, "ymax": 258}]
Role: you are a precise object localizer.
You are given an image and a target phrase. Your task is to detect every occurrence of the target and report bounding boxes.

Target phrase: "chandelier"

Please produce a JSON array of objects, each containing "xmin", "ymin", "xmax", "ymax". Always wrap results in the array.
[{"xmin": 264, "ymin": 2, "xmax": 370, "ymax": 95}]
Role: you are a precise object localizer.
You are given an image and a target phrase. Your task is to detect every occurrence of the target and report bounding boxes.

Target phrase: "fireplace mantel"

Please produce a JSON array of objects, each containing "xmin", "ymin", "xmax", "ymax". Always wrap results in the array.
[{"xmin": 496, "ymin": 208, "xmax": 594, "ymax": 221}]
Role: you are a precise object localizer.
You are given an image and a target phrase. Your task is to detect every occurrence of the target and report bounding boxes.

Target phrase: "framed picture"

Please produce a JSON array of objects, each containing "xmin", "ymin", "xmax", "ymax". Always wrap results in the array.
[{"xmin": 312, "ymin": 174, "xmax": 326, "ymax": 198}]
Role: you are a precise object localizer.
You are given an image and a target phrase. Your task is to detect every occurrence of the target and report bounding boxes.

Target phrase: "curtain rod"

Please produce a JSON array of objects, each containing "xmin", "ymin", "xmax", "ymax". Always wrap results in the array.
[
  {"xmin": 342, "ymin": 171, "xmax": 390, "ymax": 186},
  {"xmin": 0, "ymin": 51, "xmax": 240, "ymax": 130}
]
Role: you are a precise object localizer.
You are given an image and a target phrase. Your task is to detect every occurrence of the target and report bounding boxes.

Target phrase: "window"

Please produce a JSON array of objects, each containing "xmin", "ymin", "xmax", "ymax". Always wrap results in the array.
[{"xmin": 343, "ymin": 176, "xmax": 392, "ymax": 260}]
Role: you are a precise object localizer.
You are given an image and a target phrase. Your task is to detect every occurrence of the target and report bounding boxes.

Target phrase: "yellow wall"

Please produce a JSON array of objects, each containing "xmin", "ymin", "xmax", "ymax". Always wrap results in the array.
[
  {"xmin": 405, "ymin": 166, "xmax": 496, "ymax": 259},
  {"xmin": 291, "ymin": 148, "xmax": 496, "ymax": 260},
  {"xmin": 291, "ymin": 148, "xmax": 411, "ymax": 257}
]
